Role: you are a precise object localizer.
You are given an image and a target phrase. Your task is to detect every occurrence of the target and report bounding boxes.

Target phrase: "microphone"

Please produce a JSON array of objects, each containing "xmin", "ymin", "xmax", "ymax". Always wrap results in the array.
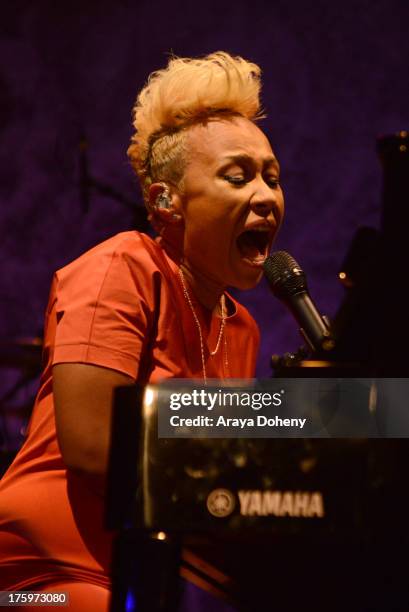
[{"xmin": 263, "ymin": 251, "xmax": 335, "ymax": 354}]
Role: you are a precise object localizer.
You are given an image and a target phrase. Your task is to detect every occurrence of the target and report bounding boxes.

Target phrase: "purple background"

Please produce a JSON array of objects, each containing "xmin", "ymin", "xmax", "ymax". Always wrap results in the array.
[
  {"xmin": 1, "ymin": 0, "xmax": 408, "ymax": 380},
  {"xmin": 0, "ymin": 3, "xmax": 408, "ymax": 607}
]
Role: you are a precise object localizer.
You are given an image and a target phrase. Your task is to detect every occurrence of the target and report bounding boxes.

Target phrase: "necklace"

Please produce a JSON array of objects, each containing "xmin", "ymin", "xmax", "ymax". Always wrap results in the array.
[{"xmin": 178, "ymin": 268, "xmax": 228, "ymax": 383}]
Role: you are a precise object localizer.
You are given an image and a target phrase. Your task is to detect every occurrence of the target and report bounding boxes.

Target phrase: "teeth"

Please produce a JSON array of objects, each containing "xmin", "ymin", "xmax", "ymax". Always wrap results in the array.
[{"xmin": 247, "ymin": 226, "xmax": 270, "ymax": 232}]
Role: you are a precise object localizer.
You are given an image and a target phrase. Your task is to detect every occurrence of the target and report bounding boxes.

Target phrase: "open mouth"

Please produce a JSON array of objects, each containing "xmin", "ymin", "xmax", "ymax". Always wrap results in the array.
[{"xmin": 236, "ymin": 228, "xmax": 271, "ymax": 264}]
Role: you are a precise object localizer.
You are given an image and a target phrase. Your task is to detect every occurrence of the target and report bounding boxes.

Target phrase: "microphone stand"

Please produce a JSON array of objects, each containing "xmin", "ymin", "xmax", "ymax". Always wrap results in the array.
[{"xmin": 78, "ymin": 136, "xmax": 150, "ymax": 233}]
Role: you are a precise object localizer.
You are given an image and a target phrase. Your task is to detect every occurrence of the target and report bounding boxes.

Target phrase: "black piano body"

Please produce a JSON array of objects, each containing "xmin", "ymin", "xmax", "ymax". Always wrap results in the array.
[{"xmin": 107, "ymin": 384, "xmax": 409, "ymax": 612}]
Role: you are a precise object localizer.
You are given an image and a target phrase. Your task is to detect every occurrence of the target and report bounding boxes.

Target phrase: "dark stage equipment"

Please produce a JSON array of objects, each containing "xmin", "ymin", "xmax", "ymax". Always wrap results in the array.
[
  {"xmin": 329, "ymin": 131, "xmax": 409, "ymax": 374},
  {"xmin": 107, "ymin": 385, "xmax": 409, "ymax": 612},
  {"xmin": 0, "ymin": 337, "xmax": 42, "ymax": 476},
  {"xmin": 76, "ymin": 133, "xmax": 150, "ymax": 232},
  {"xmin": 270, "ymin": 131, "xmax": 409, "ymax": 376}
]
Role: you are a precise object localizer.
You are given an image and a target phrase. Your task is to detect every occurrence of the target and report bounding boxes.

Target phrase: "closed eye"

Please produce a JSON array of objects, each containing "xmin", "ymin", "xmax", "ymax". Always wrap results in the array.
[
  {"xmin": 265, "ymin": 177, "xmax": 280, "ymax": 189},
  {"xmin": 223, "ymin": 175, "xmax": 246, "ymax": 186},
  {"xmin": 223, "ymin": 173, "xmax": 280, "ymax": 189}
]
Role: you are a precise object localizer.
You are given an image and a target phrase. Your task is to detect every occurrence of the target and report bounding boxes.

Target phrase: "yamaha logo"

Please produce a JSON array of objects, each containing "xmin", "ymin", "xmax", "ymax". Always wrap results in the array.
[
  {"xmin": 206, "ymin": 488, "xmax": 236, "ymax": 518},
  {"xmin": 238, "ymin": 490, "xmax": 325, "ymax": 517}
]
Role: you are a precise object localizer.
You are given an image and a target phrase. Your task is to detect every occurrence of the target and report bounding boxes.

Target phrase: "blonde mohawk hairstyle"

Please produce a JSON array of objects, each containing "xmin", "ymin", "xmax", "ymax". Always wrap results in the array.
[{"xmin": 127, "ymin": 51, "xmax": 264, "ymax": 205}]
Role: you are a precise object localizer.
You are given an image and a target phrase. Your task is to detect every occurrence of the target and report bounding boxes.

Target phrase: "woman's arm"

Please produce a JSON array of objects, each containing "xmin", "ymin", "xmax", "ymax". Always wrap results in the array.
[{"xmin": 53, "ymin": 363, "xmax": 135, "ymax": 495}]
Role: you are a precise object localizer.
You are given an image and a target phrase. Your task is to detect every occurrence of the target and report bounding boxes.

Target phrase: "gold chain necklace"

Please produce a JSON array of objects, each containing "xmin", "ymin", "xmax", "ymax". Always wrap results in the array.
[{"xmin": 178, "ymin": 268, "xmax": 228, "ymax": 383}]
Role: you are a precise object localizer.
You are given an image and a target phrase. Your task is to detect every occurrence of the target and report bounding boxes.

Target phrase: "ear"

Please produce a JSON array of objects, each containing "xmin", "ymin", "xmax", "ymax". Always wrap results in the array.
[{"xmin": 148, "ymin": 182, "xmax": 184, "ymax": 225}]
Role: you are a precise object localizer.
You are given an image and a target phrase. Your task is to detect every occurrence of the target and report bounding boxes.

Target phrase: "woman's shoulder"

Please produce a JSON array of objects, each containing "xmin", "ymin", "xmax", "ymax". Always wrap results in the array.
[
  {"xmin": 58, "ymin": 231, "xmax": 161, "ymax": 270},
  {"xmin": 50, "ymin": 231, "xmax": 172, "ymax": 307},
  {"xmin": 54, "ymin": 231, "xmax": 171, "ymax": 283}
]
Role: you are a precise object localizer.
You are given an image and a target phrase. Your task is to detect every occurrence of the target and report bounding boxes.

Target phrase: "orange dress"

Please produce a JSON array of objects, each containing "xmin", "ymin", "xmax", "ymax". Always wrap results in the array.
[{"xmin": 0, "ymin": 231, "xmax": 259, "ymax": 591}]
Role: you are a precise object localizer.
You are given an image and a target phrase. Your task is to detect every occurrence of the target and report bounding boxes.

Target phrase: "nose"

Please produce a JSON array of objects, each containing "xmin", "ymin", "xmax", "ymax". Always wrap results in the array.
[{"xmin": 249, "ymin": 178, "xmax": 284, "ymax": 222}]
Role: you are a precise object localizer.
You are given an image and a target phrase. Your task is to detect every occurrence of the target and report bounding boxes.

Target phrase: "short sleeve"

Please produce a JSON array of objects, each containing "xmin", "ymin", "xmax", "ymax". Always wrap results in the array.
[{"xmin": 52, "ymin": 236, "xmax": 156, "ymax": 379}]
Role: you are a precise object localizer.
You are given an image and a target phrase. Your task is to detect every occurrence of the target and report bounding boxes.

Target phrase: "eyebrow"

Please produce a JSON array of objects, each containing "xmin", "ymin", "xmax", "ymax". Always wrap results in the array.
[{"xmin": 219, "ymin": 153, "xmax": 280, "ymax": 171}]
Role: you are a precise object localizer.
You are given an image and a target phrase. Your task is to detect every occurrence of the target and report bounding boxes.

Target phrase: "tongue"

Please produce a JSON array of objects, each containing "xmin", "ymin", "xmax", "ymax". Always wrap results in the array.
[{"xmin": 237, "ymin": 233, "xmax": 262, "ymax": 260}]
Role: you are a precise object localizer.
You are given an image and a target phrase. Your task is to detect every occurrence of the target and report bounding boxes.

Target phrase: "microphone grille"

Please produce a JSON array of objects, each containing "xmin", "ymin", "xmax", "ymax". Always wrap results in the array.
[{"xmin": 263, "ymin": 251, "xmax": 307, "ymax": 297}]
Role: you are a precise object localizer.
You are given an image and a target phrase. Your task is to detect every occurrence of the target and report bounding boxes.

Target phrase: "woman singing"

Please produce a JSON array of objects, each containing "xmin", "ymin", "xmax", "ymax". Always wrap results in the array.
[{"xmin": 0, "ymin": 51, "xmax": 284, "ymax": 609}]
